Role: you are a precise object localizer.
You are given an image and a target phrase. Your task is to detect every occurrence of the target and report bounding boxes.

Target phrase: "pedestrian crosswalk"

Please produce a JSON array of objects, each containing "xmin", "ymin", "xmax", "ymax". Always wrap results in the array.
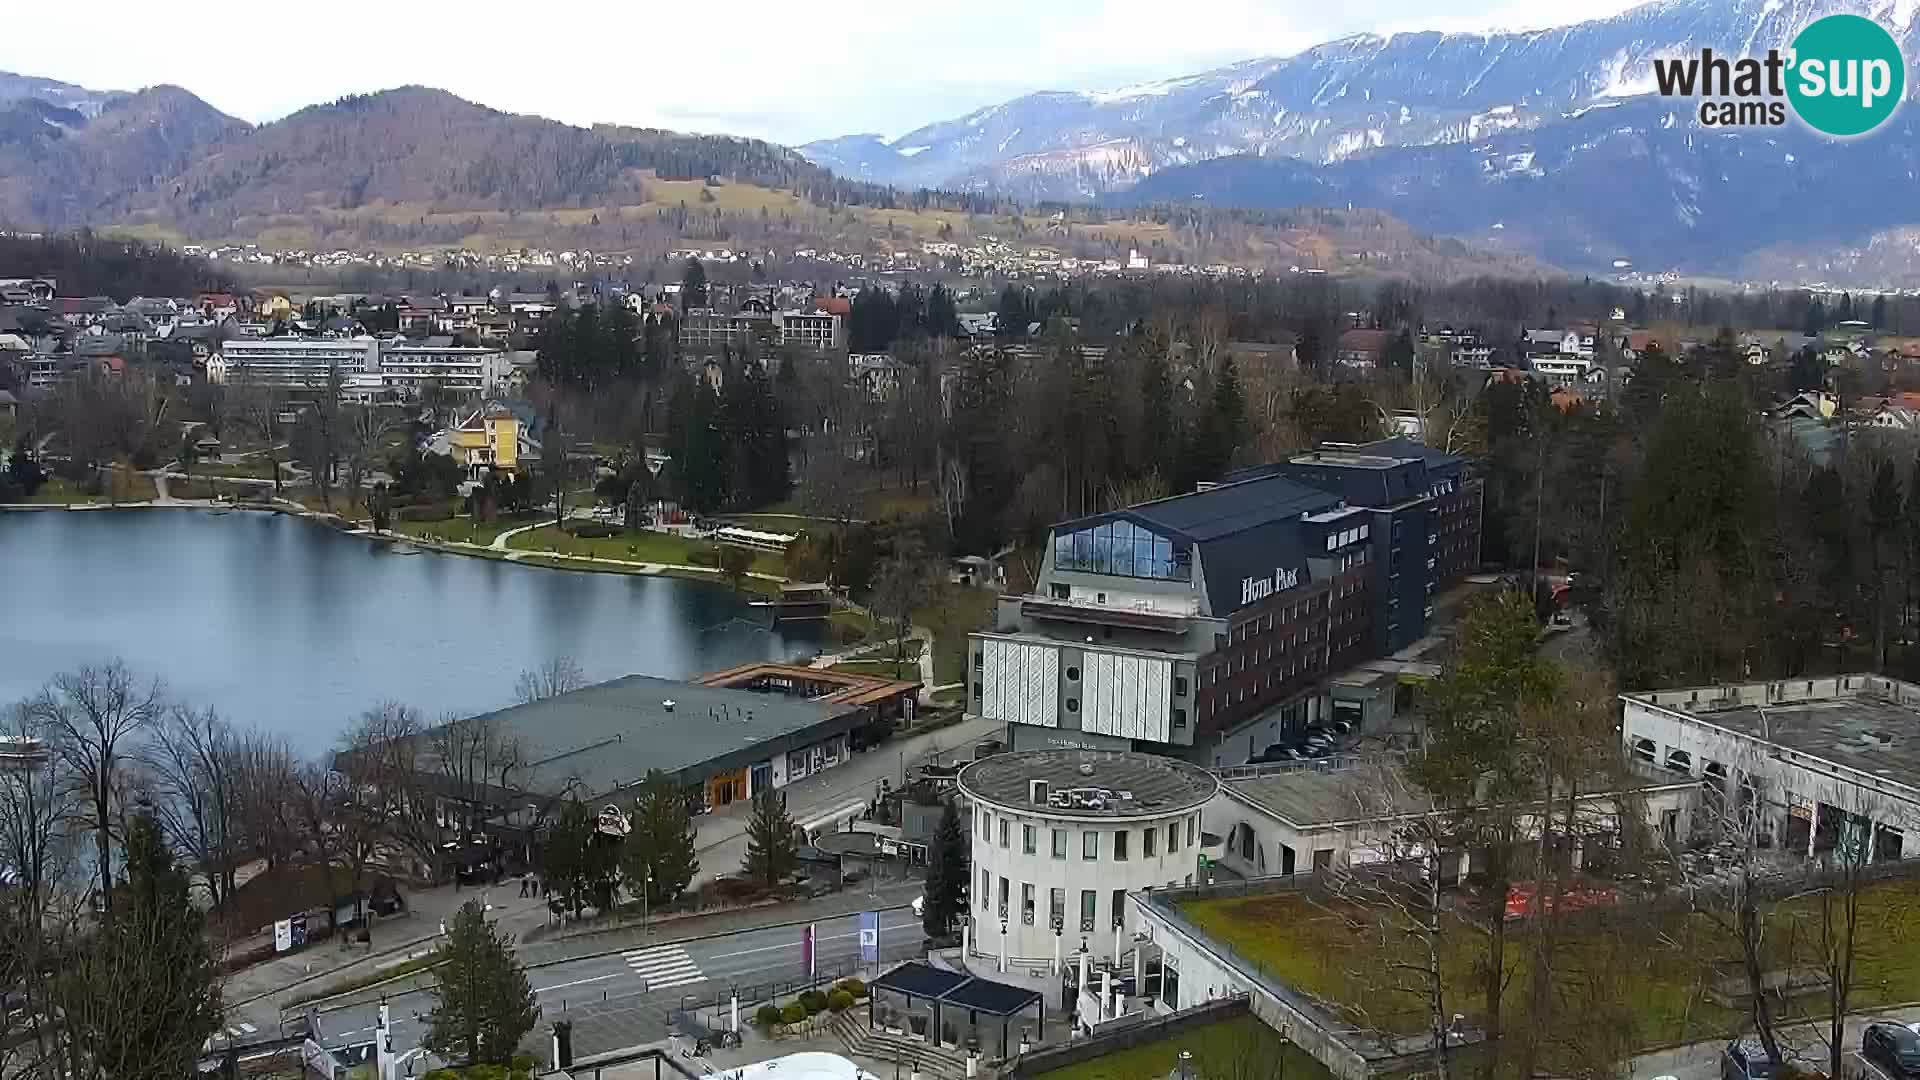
[{"xmin": 623, "ymin": 944, "xmax": 707, "ymax": 991}]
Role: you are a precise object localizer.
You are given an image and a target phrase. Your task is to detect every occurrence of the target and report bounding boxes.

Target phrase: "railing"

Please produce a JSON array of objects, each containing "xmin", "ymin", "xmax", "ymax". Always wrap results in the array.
[{"xmin": 1213, "ymin": 751, "xmax": 1408, "ymax": 781}]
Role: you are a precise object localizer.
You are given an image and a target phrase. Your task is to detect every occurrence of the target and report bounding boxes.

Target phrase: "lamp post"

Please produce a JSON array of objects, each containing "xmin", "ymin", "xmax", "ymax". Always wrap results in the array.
[{"xmin": 642, "ymin": 867, "xmax": 653, "ymax": 936}]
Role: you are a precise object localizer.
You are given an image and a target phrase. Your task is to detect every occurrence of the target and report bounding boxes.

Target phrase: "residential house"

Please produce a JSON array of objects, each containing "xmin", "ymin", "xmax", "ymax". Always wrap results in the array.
[
  {"xmin": 1334, "ymin": 328, "xmax": 1389, "ymax": 369},
  {"xmin": 849, "ymin": 353, "xmax": 906, "ymax": 399},
  {"xmin": 445, "ymin": 406, "xmax": 530, "ymax": 483},
  {"xmin": 0, "ymin": 389, "xmax": 17, "ymax": 418},
  {"xmin": 1773, "ymin": 391, "xmax": 1839, "ymax": 421}
]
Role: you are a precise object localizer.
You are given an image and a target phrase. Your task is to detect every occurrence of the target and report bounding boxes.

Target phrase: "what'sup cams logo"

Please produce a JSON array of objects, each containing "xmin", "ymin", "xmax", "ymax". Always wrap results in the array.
[{"xmin": 1651, "ymin": 13, "xmax": 1906, "ymax": 137}]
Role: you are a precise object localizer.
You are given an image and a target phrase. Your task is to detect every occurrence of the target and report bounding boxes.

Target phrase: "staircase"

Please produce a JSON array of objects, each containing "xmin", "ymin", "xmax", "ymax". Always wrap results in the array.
[{"xmin": 828, "ymin": 1010, "xmax": 976, "ymax": 1080}]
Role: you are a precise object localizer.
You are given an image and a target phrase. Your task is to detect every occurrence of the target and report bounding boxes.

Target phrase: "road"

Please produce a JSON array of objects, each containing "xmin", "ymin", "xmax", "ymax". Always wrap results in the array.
[
  {"xmin": 1631, "ymin": 1008, "xmax": 1920, "ymax": 1080},
  {"xmin": 308, "ymin": 908, "xmax": 927, "ymax": 1061}
]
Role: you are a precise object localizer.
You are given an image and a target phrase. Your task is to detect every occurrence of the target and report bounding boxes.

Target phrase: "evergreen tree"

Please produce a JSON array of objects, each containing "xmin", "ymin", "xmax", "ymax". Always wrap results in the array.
[
  {"xmin": 540, "ymin": 799, "xmax": 621, "ymax": 917},
  {"xmin": 921, "ymin": 799, "xmax": 968, "ymax": 936},
  {"xmin": 55, "ymin": 813, "xmax": 219, "ymax": 1079},
  {"xmin": 1804, "ymin": 298, "xmax": 1829, "ymax": 337},
  {"xmin": 681, "ymin": 258, "xmax": 709, "ymax": 311},
  {"xmin": 623, "ymin": 771, "xmax": 699, "ymax": 906},
  {"xmin": 742, "ymin": 788, "xmax": 799, "ymax": 888},
  {"xmin": 1790, "ymin": 345, "xmax": 1827, "ymax": 392},
  {"xmin": 424, "ymin": 899, "xmax": 540, "ymax": 1066},
  {"xmin": 541, "ymin": 404, "xmax": 569, "ymax": 525},
  {"xmin": 1872, "ymin": 293, "xmax": 1889, "ymax": 330}
]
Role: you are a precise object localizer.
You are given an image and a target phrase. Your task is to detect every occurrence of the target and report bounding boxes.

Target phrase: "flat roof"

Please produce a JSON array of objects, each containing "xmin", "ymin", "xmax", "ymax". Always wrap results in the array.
[
  {"xmin": 958, "ymin": 749, "xmax": 1218, "ymax": 818},
  {"xmin": 454, "ymin": 674, "xmax": 865, "ymax": 799},
  {"xmin": 697, "ymin": 662, "xmax": 920, "ymax": 708},
  {"xmin": 1225, "ymin": 760, "xmax": 1695, "ymax": 828},
  {"xmin": 1627, "ymin": 676, "xmax": 1920, "ymax": 794}
]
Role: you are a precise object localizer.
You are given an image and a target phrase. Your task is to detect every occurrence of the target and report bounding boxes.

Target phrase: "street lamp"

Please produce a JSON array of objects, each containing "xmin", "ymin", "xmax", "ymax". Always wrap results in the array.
[{"xmin": 643, "ymin": 867, "xmax": 653, "ymax": 936}]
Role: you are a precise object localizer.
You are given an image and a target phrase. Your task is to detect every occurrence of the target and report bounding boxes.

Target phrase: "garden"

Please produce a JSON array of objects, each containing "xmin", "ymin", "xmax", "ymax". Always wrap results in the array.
[{"xmin": 751, "ymin": 977, "xmax": 870, "ymax": 1036}]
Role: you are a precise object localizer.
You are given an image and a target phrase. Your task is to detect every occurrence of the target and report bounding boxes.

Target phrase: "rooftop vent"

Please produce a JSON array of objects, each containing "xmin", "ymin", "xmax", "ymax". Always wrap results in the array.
[
  {"xmin": 1030, "ymin": 780, "xmax": 1050, "ymax": 805},
  {"xmin": 663, "ymin": 700, "xmax": 676, "ymax": 712},
  {"xmin": 1078, "ymin": 763, "xmax": 1095, "ymax": 777}
]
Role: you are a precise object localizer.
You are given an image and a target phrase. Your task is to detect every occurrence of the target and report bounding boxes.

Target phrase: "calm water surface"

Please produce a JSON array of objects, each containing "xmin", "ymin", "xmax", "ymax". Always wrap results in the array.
[{"xmin": 0, "ymin": 510, "xmax": 821, "ymax": 753}]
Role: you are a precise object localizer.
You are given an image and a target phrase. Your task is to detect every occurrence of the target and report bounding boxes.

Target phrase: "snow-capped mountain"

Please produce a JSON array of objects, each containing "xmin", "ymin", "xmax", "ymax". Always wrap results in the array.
[{"xmin": 799, "ymin": 0, "xmax": 1919, "ymax": 202}]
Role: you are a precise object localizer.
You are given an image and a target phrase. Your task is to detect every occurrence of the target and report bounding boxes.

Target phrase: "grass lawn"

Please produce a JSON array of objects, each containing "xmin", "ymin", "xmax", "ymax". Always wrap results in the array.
[
  {"xmin": 1180, "ymin": 875, "xmax": 1920, "ymax": 1057},
  {"xmin": 912, "ymin": 583, "xmax": 999, "ymax": 684},
  {"xmin": 828, "ymin": 608, "xmax": 876, "ymax": 647},
  {"xmin": 1037, "ymin": 1015, "xmax": 1327, "ymax": 1080},
  {"xmin": 507, "ymin": 526, "xmax": 785, "ymax": 576},
  {"xmin": 393, "ymin": 514, "xmax": 536, "ymax": 547},
  {"xmin": 831, "ymin": 659, "xmax": 920, "ymax": 682},
  {"xmin": 20, "ymin": 473, "xmax": 157, "ymax": 504}
]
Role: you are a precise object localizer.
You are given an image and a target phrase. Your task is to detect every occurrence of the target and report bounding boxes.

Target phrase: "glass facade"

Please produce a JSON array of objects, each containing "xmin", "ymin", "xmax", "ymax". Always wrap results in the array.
[{"xmin": 1053, "ymin": 519, "xmax": 1190, "ymax": 580}]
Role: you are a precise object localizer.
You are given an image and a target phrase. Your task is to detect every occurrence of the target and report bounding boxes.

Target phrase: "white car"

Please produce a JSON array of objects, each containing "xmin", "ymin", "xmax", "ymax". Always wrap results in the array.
[{"xmin": 911, "ymin": 894, "xmax": 925, "ymax": 918}]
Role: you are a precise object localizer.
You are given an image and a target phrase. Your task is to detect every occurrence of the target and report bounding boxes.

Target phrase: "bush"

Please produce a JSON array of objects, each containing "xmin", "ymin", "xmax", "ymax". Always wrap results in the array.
[
  {"xmin": 568, "ymin": 522, "xmax": 619, "ymax": 539},
  {"xmin": 687, "ymin": 544, "xmax": 719, "ymax": 567},
  {"xmin": 511, "ymin": 1055, "xmax": 537, "ymax": 1075},
  {"xmin": 828, "ymin": 989, "xmax": 854, "ymax": 1012},
  {"xmin": 466, "ymin": 1067, "xmax": 509, "ymax": 1080},
  {"xmin": 396, "ymin": 502, "xmax": 454, "ymax": 522},
  {"xmin": 755, "ymin": 1004, "xmax": 784, "ymax": 1028},
  {"xmin": 780, "ymin": 1002, "xmax": 807, "ymax": 1025},
  {"xmin": 798, "ymin": 989, "xmax": 828, "ymax": 1015},
  {"xmin": 835, "ymin": 977, "xmax": 867, "ymax": 999},
  {"xmin": 422, "ymin": 1071, "xmax": 458, "ymax": 1080}
]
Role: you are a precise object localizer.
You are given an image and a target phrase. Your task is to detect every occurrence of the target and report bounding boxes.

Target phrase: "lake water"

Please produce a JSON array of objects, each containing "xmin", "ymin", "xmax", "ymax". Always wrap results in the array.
[{"xmin": 0, "ymin": 509, "xmax": 822, "ymax": 754}]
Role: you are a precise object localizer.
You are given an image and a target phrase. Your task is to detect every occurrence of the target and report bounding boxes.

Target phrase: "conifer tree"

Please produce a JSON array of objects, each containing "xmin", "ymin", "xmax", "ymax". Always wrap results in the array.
[{"xmin": 424, "ymin": 899, "xmax": 540, "ymax": 1066}]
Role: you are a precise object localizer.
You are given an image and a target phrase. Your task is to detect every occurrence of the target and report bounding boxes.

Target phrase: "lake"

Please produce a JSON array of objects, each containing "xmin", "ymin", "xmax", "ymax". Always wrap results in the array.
[{"xmin": 0, "ymin": 509, "xmax": 822, "ymax": 754}]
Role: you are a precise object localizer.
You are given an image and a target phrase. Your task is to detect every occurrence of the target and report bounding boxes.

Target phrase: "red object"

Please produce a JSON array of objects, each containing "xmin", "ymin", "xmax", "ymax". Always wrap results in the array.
[{"xmin": 1504, "ymin": 881, "xmax": 1618, "ymax": 921}]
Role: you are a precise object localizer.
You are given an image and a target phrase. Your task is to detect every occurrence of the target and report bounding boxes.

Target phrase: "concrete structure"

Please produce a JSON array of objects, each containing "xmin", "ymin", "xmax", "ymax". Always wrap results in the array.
[
  {"xmin": 958, "ymin": 749, "xmax": 1217, "ymax": 966},
  {"xmin": 1622, "ymin": 675, "xmax": 1920, "ymax": 861}
]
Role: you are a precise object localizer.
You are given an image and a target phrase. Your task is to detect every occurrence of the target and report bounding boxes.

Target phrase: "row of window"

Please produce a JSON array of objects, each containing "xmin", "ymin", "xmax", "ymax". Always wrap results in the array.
[
  {"xmin": 1053, "ymin": 520, "xmax": 1192, "ymax": 581},
  {"xmin": 978, "ymin": 875, "xmax": 1192, "ymax": 930},
  {"xmin": 981, "ymin": 810, "xmax": 1199, "ymax": 860},
  {"xmin": 1322, "ymin": 522, "xmax": 1372, "ymax": 551}
]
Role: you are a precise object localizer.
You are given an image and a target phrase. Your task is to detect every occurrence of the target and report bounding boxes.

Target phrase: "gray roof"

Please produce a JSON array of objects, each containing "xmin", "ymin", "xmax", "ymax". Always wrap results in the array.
[
  {"xmin": 1664, "ymin": 691, "xmax": 1920, "ymax": 795},
  {"xmin": 1225, "ymin": 769, "xmax": 1428, "ymax": 828},
  {"xmin": 457, "ymin": 674, "xmax": 866, "ymax": 799},
  {"xmin": 957, "ymin": 749, "xmax": 1217, "ymax": 818}
]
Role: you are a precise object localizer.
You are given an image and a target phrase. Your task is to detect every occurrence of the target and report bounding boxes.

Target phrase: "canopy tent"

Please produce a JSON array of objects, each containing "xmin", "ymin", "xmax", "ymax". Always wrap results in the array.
[{"xmin": 866, "ymin": 962, "xmax": 1045, "ymax": 1059}]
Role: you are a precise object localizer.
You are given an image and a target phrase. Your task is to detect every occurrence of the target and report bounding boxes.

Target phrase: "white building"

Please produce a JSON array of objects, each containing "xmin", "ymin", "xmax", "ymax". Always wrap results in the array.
[
  {"xmin": 958, "ymin": 749, "xmax": 1218, "ymax": 968},
  {"xmin": 776, "ymin": 311, "xmax": 845, "ymax": 351},
  {"xmin": 1622, "ymin": 675, "xmax": 1920, "ymax": 861},
  {"xmin": 210, "ymin": 336, "xmax": 381, "ymax": 387},
  {"xmin": 378, "ymin": 338, "xmax": 509, "ymax": 397}
]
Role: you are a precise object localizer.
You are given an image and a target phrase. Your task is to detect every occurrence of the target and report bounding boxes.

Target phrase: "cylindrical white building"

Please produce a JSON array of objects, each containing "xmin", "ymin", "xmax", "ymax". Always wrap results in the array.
[{"xmin": 957, "ymin": 749, "xmax": 1218, "ymax": 966}]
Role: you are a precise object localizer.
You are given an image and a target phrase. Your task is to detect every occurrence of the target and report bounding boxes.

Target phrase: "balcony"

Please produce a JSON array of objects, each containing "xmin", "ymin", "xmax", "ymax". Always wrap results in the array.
[{"xmin": 1019, "ymin": 597, "xmax": 1190, "ymax": 633}]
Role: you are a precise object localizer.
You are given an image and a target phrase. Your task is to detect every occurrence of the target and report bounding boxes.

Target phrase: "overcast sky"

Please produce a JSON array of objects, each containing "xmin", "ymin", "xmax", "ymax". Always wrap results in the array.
[{"xmin": 1, "ymin": 0, "xmax": 1645, "ymax": 146}]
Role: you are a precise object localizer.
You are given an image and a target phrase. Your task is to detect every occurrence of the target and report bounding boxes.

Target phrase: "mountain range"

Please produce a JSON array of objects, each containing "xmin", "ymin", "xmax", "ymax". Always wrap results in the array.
[{"xmin": 800, "ymin": 0, "xmax": 1920, "ymax": 282}]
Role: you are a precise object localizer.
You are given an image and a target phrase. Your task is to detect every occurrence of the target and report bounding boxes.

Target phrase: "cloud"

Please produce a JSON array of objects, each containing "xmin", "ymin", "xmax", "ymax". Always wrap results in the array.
[{"xmin": 0, "ymin": 0, "xmax": 1647, "ymax": 145}]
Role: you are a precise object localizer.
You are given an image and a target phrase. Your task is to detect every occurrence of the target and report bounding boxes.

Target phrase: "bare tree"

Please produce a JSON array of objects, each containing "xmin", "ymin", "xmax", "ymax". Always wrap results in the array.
[
  {"xmin": 516, "ymin": 657, "xmax": 586, "ymax": 704},
  {"xmin": 287, "ymin": 759, "xmax": 351, "ymax": 935},
  {"xmin": 0, "ymin": 702, "xmax": 84, "ymax": 1075},
  {"xmin": 342, "ymin": 703, "xmax": 445, "ymax": 882},
  {"xmin": 27, "ymin": 662, "xmax": 163, "ymax": 916},
  {"xmin": 1319, "ymin": 763, "xmax": 1461, "ymax": 1080},
  {"xmin": 1812, "ymin": 782, "xmax": 1892, "ymax": 1080},
  {"xmin": 232, "ymin": 730, "xmax": 302, "ymax": 875},
  {"xmin": 870, "ymin": 543, "xmax": 936, "ymax": 669},
  {"xmin": 428, "ymin": 713, "xmax": 526, "ymax": 836},
  {"xmin": 145, "ymin": 704, "xmax": 243, "ymax": 909}
]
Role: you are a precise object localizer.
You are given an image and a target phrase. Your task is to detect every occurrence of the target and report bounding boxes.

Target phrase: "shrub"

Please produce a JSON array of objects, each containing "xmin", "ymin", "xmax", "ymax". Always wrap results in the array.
[
  {"xmin": 835, "ymin": 977, "xmax": 867, "ymax": 998},
  {"xmin": 780, "ymin": 1002, "xmax": 807, "ymax": 1025},
  {"xmin": 755, "ymin": 1004, "xmax": 784, "ymax": 1028},
  {"xmin": 396, "ymin": 502, "xmax": 453, "ymax": 522},
  {"xmin": 687, "ymin": 544, "xmax": 719, "ymax": 567},
  {"xmin": 510, "ymin": 1054, "xmax": 537, "ymax": 1074},
  {"xmin": 422, "ymin": 1071, "xmax": 458, "ymax": 1080},
  {"xmin": 466, "ymin": 1067, "xmax": 509, "ymax": 1080},
  {"xmin": 568, "ymin": 522, "xmax": 619, "ymax": 539},
  {"xmin": 828, "ymin": 989, "xmax": 854, "ymax": 1012},
  {"xmin": 798, "ymin": 989, "xmax": 828, "ymax": 1015}
]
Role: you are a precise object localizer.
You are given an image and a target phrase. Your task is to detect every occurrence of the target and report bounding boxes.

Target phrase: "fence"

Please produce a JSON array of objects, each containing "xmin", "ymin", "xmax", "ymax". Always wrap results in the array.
[
  {"xmin": 1002, "ymin": 997, "xmax": 1251, "ymax": 1079},
  {"xmin": 678, "ymin": 956, "xmax": 869, "ymax": 1016}
]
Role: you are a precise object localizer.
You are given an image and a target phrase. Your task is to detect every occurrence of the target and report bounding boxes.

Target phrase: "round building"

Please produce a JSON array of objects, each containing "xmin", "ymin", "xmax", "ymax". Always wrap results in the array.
[{"xmin": 957, "ymin": 749, "xmax": 1218, "ymax": 966}]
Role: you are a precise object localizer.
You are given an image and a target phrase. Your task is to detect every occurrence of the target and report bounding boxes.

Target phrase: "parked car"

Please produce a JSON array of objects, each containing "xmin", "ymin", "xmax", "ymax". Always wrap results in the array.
[
  {"xmin": 1863, "ymin": 1022, "xmax": 1920, "ymax": 1079},
  {"xmin": 1720, "ymin": 1039, "xmax": 1776, "ymax": 1080}
]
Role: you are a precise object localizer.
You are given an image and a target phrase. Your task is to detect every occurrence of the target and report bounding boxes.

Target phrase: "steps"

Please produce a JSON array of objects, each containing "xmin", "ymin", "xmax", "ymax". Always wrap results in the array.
[{"xmin": 828, "ymin": 1010, "xmax": 977, "ymax": 1080}]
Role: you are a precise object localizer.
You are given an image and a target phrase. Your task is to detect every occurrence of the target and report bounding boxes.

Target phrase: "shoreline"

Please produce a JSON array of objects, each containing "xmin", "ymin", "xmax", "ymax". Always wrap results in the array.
[{"xmin": 0, "ymin": 497, "xmax": 790, "ymax": 593}]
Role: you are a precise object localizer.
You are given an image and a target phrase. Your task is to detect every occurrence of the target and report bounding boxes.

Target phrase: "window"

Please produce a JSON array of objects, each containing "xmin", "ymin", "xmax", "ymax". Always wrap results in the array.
[
  {"xmin": 1022, "ymin": 883, "xmax": 1036, "ymax": 925},
  {"xmin": 1114, "ymin": 829, "xmax": 1129, "ymax": 861},
  {"xmin": 1083, "ymin": 831, "xmax": 1099, "ymax": 860},
  {"xmin": 1080, "ymin": 889, "xmax": 1097, "ymax": 932},
  {"xmin": 1112, "ymin": 888, "xmax": 1127, "ymax": 929},
  {"xmin": 1050, "ymin": 582, "xmax": 1070, "ymax": 600},
  {"xmin": 1050, "ymin": 888, "xmax": 1065, "ymax": 930},
  {"xmin": 982, "ymin": 810, "xmax": 991, "ymax": 836},
  {"xmin": 1144, "ymin": 826, "xmax": 1157, "ymax": 858},
  {"xmin": 1066, "ymin": 698, "xmax": 1080, "ymax": 714},
  {"xmin": 1167, "ymin": 822, "xmax": 1180, "ymax": 853},
  {"xmin": 980, "ymin": 868, "xmax": 989, "ymax": 910},
  {"xmin": 1161, "ymin": 955, "xmax": 1180, "ymax": 1009},
  {"xmin": 999, "ymin": 818, "xmax": 1009, "ymax": 848},
  {"xmin": 1066, "ymin": 666, "xmax": 1080, "ymax": 682},
  {"xmin": 998, "ymin": 876, "xmax": 1009, "ymax": 918},
  {"xmin": 1188, "ymin": 816, "xmax": 1197, "ymax": 847},
  {"xmin": 1173, "ymin": 708, "xmax": 1187, "ymax": 730},
  {"xmin": 1052, "ymin": 828, "xmax": 1068, "ymax": 859},
  {"xmin": 1023, "ymin": 824, "xmax": 1037, "ymax": 854},
  {"xmin": 1313, "ymin": 849, "xmax": 1334, "ymax": 871},
  {"xmin": 973, "ymin": 649, "xmax": 984, "ymax": 669},
  {"xmin": 1174, "ymin": 676, "xmax": 1189, "ymax": 696}
]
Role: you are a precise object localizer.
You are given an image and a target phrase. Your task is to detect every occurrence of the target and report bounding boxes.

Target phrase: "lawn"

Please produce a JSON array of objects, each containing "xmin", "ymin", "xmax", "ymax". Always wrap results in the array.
[
  {"xmin": 506, "ymin": 525, "xmax": 785, "ymax": 576},
  {"xmin": 828, "ymin": 608, "xmax": 877, "ymax": 647},
  {"xmin": 20, "ymin": 473, "xmax": 157, "ymax": 504},
  {"xmin": 392, "ymin": 514, "xmax": 536, "ymax": 547},
  {"xmin": 1180, "ymin": 875, "xmax": 1920, "ymax": 1057},
  {"xmin": 913, "ymin": 583, "xmax": 999, "ymax": 684},
  {"xmin": 1037, "ymin": 1014, "xmax": 1327, "ymax": 1080}
]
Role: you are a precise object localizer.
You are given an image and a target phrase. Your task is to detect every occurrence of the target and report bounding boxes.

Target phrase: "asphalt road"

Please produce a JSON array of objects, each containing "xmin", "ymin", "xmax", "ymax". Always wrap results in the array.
[
  {"xmin": 1631, "ymin": 1009, "xmax": 1920, "ymax": 1080},
  {"xmin": 311, "ymin": 908, "xmax": 926, "ymax": 1062}
]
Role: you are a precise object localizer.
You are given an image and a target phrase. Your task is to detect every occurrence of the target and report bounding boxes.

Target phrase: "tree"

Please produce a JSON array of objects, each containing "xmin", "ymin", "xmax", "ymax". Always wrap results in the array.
[
  {"xmin": 516, "ymin": 657, "xmax": 586, "ymax": 704},
  {"xmin": 0, "ymin": 703, "xmax": 81, "ymax": 1076},
  {"xmin": 28, "ymin": 662, "xmax": 163, "ymax": 916},
  {"xmin": 541, "ymin": 404, "xmax": 569, "ymax": 526},
  {"xmin": 921, "ymin": 800, "xmax": 968, "ymax": 936},
  {"xmin": 145, "ymin": 704, "xmax": 243, "ymax": 909},
  {"xmin": 1813, "ymin": 783, "xmax": 1886, "ymax": 1080},
  {"xmin": 54, "ymin": 812, "xmax": 219, "ymax": 1080},
  {"xmin": 717, "ymin": 543, "xmax": 755, "ymax": 593},
  {"xmin": 742, "ymin": 788, "xmax": 799, "ymax": 889},
  {"xmin": 623, "ymin": 770, "xmax": 699, "ymax": 907},
  {"xmin": 681, "ymin": 258, "xmax": 709, "ymax": 311},
  {"xmin": 424, "ymin": 899, "xmax": 540, "ymax": 1067},
  {"xmin": 870, "ymin": 542, "xmax": 934, "ymax": 669},
  {"xmin": 541, "ymin": 799, "xmax": 620, "ymax": 917}
]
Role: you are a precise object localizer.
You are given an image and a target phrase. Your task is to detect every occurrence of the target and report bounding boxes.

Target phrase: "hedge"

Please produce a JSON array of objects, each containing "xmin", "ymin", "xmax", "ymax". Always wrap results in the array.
[
  {"xmin": 780, "ymin": 1002, "xmax": 807, "ymax": 1024},
  {"xmin": 828, "ymin": 989, "xmax": 854, "ymax": 1012},
  {"xmin": 756, "ymin": 1004, "xmax": 784, "ymax": 1028},
  {"xmin": 834, "ymin": 977, "xmax": 868, "ymax": 999}
]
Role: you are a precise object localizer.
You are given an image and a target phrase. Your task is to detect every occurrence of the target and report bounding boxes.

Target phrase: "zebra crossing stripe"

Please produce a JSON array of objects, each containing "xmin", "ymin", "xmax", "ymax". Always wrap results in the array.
[{"xmin": 623, "ymin": 945, "xmax": 707, "ymax": 990}]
